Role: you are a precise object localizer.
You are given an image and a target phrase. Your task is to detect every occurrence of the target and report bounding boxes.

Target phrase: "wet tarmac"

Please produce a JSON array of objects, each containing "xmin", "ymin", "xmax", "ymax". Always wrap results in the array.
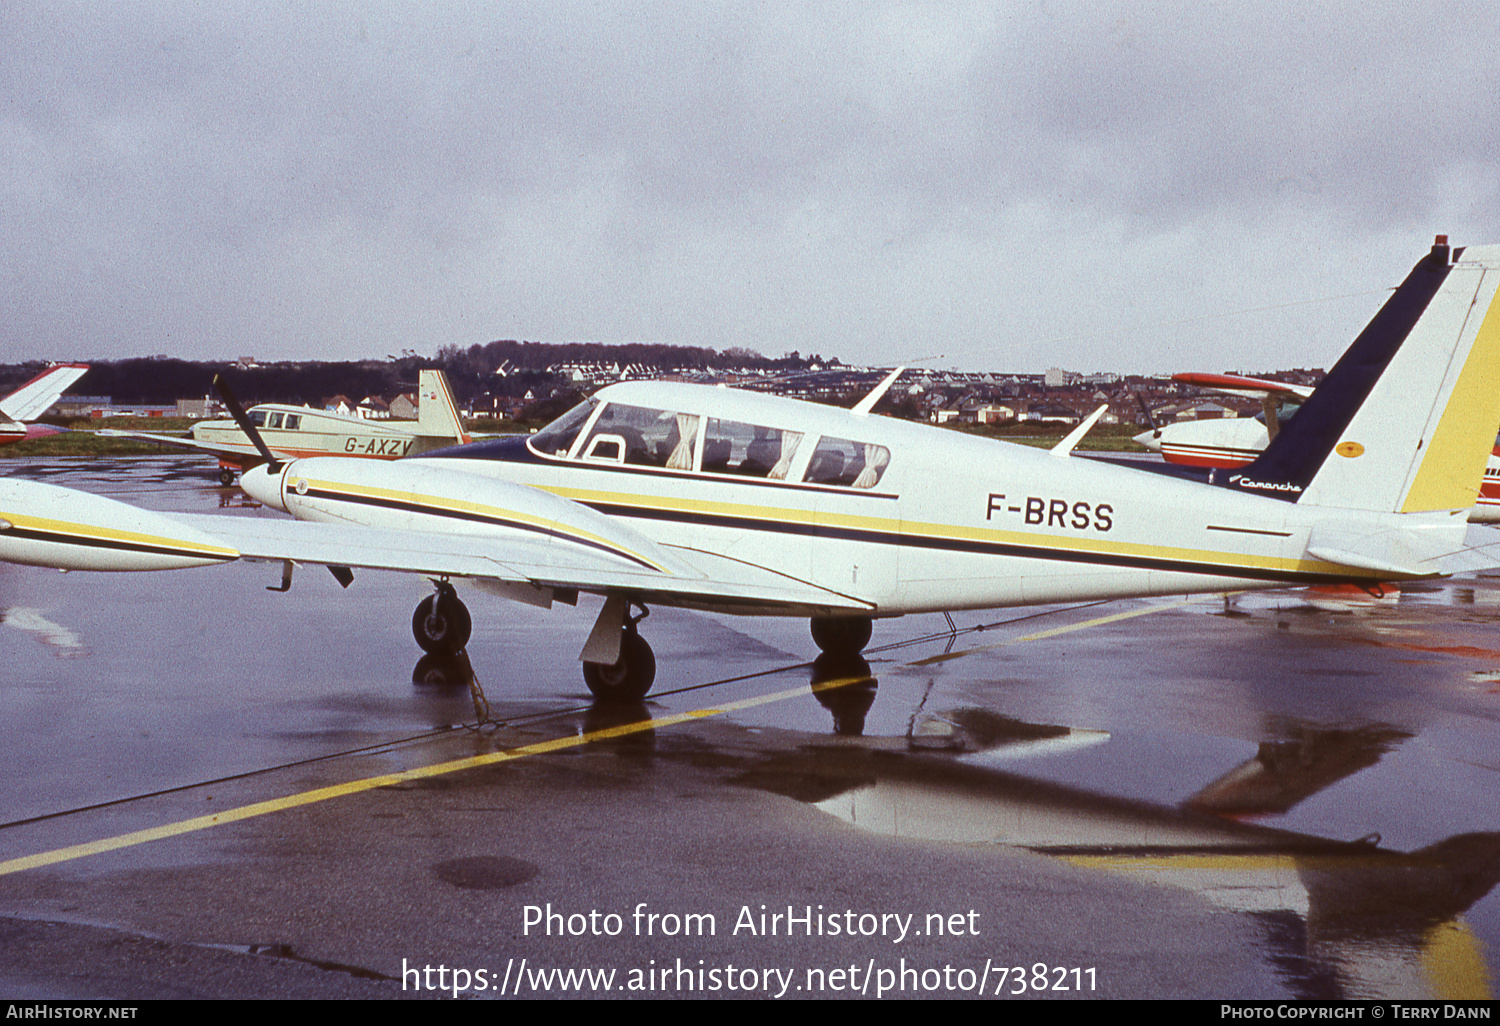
[{"xmin": 1, "ymin": 456, "xmax": 1499, "ymax": 999}]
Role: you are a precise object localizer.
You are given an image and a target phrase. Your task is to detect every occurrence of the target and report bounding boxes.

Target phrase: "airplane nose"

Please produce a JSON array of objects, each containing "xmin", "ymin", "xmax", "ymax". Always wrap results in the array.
[
  {"xmin": 1132, "ymin": 429, "xmax": 1161, "ymax": 451},
  {"xmin": 240, "ymin": 462, "xmax": 288, "ymax": 511}
]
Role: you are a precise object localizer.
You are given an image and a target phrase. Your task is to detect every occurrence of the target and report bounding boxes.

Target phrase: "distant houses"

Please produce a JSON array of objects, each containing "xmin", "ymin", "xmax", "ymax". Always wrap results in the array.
[{"xmin": 20, "ymin": 357, "xmax": 1321, "ymax": 435}]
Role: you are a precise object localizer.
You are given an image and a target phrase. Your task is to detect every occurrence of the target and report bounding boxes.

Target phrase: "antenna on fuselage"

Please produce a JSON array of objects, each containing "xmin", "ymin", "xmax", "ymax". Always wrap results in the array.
[
  {"xmin": 851, "ymin": 366, "xmax": 906, "ymax": 416},
  {"xmin": 1050, "ymin": 404, "xmax": 1110, "ymax": 458}
]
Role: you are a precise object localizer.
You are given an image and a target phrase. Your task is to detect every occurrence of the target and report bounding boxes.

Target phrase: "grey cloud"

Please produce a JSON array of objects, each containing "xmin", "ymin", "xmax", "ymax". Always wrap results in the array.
[{"xmin": 1, "ymin": 2, "xmax": 1496, "ymax": 371}]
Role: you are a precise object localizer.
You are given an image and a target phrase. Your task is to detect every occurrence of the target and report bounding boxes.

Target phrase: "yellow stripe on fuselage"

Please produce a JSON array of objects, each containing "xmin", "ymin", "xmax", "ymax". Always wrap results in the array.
[{"xmin": 542, "ymin": 485, "xmax": 1385, "ymax": 581}]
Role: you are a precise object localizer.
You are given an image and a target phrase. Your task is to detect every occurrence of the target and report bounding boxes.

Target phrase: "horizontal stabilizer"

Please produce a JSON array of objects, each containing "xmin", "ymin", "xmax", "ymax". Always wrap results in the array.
[
  {"xmin": 0, "ymin": 365, "xmax": 88, "ymax": 422},
  {"xmin": 1303, "ymin": 518, "xmax": 1463, "ymax": 578}
]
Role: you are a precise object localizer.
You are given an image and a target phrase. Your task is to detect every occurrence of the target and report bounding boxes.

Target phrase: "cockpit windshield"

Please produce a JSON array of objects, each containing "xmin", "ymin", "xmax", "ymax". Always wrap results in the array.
[{"xmin": 528, "ymin": 398, "xmax": 598, "ymax": 458}]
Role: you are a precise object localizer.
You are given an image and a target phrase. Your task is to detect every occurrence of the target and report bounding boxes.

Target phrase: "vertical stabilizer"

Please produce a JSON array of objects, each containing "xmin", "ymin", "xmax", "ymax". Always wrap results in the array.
[
  {"xmin": 415, "ymin": 370, "xmax": 469, "ymax": 448},
  {"xmin": 1228, "ymin": 240, "xmax": 1500, "ymax": 514}
]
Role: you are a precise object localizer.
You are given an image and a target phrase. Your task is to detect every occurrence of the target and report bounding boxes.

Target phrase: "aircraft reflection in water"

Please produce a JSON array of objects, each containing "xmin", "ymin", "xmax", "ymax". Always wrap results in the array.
[
  {"xmin": 410, "ymin": 646, "xmax": 882, "ymax": 736},
  {"xmin": 810, "ymin": 654, "xmax": 878, "ymax": 736},
  {"xmin": 412, "ymin": 623, "xmax": 1496, "ymax": 1000},
  {"xmin": 712, "ymin": 690, "xmax": 1497, "ymax": 1001}
]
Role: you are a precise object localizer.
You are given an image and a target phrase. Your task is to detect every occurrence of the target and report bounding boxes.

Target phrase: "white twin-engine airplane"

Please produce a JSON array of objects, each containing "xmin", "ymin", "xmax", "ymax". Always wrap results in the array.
[
  {"xmin": 99, "ymin": 369, "xmax": 470, "ymax": 485},
  {"xmin": 4, "ymin": 239, "xmax": 1500, "ymax": 701}
]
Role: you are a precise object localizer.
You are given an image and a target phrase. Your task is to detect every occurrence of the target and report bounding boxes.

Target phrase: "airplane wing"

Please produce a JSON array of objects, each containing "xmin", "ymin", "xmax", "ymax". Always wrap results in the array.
[
  {"xmin": 0, "ymin": 472, "xmax": 869, "ymax": 616},
  {"xmin": 96, "ymin": 428, "xmax": 263, "ymax": 462},
  {"xmin": 171, "ymin": 512, "xmax": 875, "ymax": 615},
  {"xmin": 0, "ymin": 364, "xmax": 89, "ymax": 422},
  {"xmin": 172, "ymin": 510, "xmax": 876, "ymax": 612},
  {"xmin": 1171, "ymin": 372, "xmax": 1314, "ymax": 400}
]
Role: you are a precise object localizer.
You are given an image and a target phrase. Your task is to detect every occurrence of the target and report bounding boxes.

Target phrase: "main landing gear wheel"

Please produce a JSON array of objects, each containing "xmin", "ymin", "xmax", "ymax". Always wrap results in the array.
[
  {"xmin": 218, "ymin": 467, "xmax": 237, "ymax": 486},
  {"xmin": 583, "ymin": 629, "xmax": 656, "ymax": 702},
  {"xmin": 413, "ymin": 581, "xmax": 472, "ymax": 655},
  {"xmin": 810, "ymin": 615, "xmax": 873, "ymax": 656},
  {"xmin": 583, "ymin": 603, "xmax": 655, "ymax": 702}
]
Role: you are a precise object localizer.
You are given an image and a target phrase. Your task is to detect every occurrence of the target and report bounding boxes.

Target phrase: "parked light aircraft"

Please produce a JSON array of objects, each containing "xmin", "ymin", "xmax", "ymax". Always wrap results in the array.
[
  {"xmin": 3, "ymin": 240, "xmax": 1500, "ymax": 701},
  {"xmin": 1136, "ymin": 368, "xmax": 1500, "ymax": 523},
  {"xmin": 100, "ymin": 369, "xmax": 468, "ymax": 484},
  {"xmin": 0, "ymin": 364, "xmax": 89, "ymax": 446}
]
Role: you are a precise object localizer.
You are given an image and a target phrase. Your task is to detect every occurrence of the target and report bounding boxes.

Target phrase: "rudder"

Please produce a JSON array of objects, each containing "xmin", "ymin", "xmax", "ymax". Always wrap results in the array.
[{"xmin": 415, "ymin": 369, "xmax": 469, "ymax": 448}]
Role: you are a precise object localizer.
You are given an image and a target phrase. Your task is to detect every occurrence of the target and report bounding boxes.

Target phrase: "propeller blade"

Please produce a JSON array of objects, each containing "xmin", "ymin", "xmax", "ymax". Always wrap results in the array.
[
  {"xmin": 1134, "ymin": 392, "xmax": 1161, "ymax": 437},
  {"xmin": 212, "ymin": 374, "xmax": 281, "ymax": 472}
]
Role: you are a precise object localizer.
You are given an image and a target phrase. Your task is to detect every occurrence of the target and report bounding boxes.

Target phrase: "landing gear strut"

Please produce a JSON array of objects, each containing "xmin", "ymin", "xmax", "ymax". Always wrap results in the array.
[
  {"xmin": 810, "ymin": 615, "xmax": 873, "ymax": 656},
  {"xmin": 583, "ymin": 603, "xmax": 656, "ymax": 702},
  {"xmin": 412, "ymin": 580, "xmax": 472, "ymax": 655}
]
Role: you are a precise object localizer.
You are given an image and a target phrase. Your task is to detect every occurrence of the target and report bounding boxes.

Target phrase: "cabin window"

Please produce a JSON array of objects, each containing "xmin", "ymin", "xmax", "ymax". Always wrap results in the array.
[
  {"xmin": 283, "ymin": 414, "xmax": 301, "ymax": 430},
  {"xmin": 528, "ymin": 398, "xmax": 598, "ymax": 458},
  {"xmin": 702, "ymin": 419, "xmax": 802, "ymax": 479},
  {"xmin": 249, "ymin": 410, "xmax": 268, "ymax": 427},
  {"xmin": 803, "ymin": 436, "xmax": 890, "ymax": 489},
  {"xmin": 266, "ymin": 412, "xmax": 284, "ymax": 429},
  {"xmin": 580, "ymin": 404, "xmax": 696, "ymax": 469}
]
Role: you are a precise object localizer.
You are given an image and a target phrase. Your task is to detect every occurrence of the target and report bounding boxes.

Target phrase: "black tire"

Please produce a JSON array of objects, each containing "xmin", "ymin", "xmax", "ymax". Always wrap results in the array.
[
  {"xmin": 412, "ymin": 588, "xmax": 472, "ymax": 654},
  {"xmin": 219, "ymin": 468, "xmax": 236, "ymax": 486},
  {"xmin": 810, "ymin": 615, "xmax": 873, "ymax": 655},
  {"xmin": 583, "ymin": 631, "xmax": 656, "ymax": 701}
]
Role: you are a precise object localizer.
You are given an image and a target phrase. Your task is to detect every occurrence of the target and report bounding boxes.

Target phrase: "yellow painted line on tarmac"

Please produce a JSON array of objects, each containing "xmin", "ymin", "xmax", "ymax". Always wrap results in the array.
[
  {"xmin": 0, "ymin": 677, "xmax": 849, "ymax": 878},
  {"xmin": 0, "ymin": 599, "xmax": 1191, "ymax": 878}
]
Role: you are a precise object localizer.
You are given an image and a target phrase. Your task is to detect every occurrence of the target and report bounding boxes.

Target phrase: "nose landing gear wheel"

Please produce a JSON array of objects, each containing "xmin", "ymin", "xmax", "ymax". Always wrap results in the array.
[
  {"xmin": 413, "ymin": 581, "xmax": 472, "ymax": 654},
  {"xmin": 810, "ymin": 615, "xmax": 873, "ymax": 656},
  {"xmin": 583, "ymin": 629, "xmax": 656, "ymax": 702}
]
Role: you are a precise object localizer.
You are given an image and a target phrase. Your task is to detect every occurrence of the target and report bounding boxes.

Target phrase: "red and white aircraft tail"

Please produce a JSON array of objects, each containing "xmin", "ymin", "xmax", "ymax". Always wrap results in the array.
[{"xmin": 0, "ymin": 364, "xmax": 88, "ymax": 445}]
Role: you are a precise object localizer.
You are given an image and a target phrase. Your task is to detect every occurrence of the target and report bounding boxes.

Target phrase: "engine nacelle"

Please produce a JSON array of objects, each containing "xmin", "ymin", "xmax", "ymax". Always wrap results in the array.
[{"xmin": 242, "ymin": 457, "xmax": 687, "ymax": 575}]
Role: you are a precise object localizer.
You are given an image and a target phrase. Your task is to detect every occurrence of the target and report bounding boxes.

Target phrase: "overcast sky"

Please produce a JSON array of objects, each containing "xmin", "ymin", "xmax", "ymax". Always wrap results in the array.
[{"xmin": 2, "ymin": 2, "xmax": 1496, "ymax": 375}]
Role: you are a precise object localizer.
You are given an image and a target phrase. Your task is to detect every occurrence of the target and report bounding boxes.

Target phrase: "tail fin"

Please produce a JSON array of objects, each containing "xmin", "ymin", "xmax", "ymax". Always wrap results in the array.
[
  {"xmin": 1228, "ymin": 238, "xmax": 1500, "ymax": 513},
  {"xmin": 414, "ymin": 370, "xmax": 468, "ymax": 448},
  {"xmin": 0, "ymin": 364, "xmax": 88, "ymax": 423}
]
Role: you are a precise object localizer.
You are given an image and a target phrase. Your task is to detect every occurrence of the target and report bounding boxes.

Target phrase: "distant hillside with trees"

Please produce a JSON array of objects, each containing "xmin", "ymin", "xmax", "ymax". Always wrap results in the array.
[{"xmin": 0, "ymin": 341, "xmax": 832, "ymax": 408}]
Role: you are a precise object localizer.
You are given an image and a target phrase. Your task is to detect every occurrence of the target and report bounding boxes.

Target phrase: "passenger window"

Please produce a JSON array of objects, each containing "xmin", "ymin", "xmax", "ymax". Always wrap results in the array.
[
  {"xmin": 804, "ymin": 436, "xmax": 890, "ymax": 489},
  {"xmin": 702, "ymin": 420, "xmax": 802, "ymax": 479},
  {"xmin": 266, "ymin": 412, "xmax": 284, "ymax": 429},
  {"xmin": 249, "ymin": 410, "xmax": 268, "ymax": 427},
  {"xmin": 283, "ymin": 414, "xmax": 301, "ymax": 430}
]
